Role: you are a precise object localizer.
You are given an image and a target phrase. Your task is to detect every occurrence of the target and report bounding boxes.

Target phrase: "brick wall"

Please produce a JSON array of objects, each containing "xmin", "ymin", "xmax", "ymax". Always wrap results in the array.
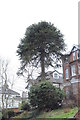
[
  {"xmin": 7, "ymin": 108, "xmax": 19, "ymax": 112},
  {"xmin": 63, "ymin": 50, "xmax": 80, "ymax": 82},
  {"xmin": 62, "ymin": 46, "xmax": 80, "ymax": 103}
]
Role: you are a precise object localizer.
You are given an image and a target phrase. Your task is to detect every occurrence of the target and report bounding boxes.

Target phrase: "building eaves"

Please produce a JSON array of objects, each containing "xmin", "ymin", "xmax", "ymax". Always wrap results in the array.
[{"xmin": 0, "ymin": 87, "xmax": 20, "ymax": 95}]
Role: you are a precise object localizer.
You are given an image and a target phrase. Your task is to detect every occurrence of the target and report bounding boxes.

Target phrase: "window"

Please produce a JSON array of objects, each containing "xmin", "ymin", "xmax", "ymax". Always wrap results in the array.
[
  {"xmin": 73, "ymin": 52, "xmax": 75, "ymax": 61},
  {"xmin": 66, "ymin": 68, "xmax": 69, "ymax": 79},
  {"xmin": 77, "ymin": 50, "xmax": 79, "ymax": 59},
  {"xmin": 54, "ymin": 73, "xmax": 58, "ymax": 79},
  {"xmin": 72, "ymin": 65, "xmax": 76, "ymax": 76},
  {"xmin": 78, "ymin": 64, "xmax": 80, "ymax": 74}
]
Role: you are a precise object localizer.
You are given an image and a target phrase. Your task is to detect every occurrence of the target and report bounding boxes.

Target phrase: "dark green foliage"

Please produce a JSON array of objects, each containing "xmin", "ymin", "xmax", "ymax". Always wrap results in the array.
[
  {"xmin": 28, "ymin": 81, "xmax": 64, "ymax": 110},
  {"xmin": 7, "ymin": 110, "xmax": 15, "ymax": 118},
  {"xmin": 20, "ymin": 102, "xmax": 30, "ymax": 111},
  {"xmin": 17, "ymin": 21, "xmax": 66, "ymax": 79},
  {"xmin": 2, "ymin": 109, "xmax": 15, "ymax": 118}
]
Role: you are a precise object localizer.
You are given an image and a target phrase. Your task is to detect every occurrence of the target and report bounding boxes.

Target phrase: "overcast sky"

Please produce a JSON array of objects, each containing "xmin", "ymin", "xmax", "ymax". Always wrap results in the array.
[{"xmin": 0, "ymin": 0, "xmax": 79, "ymax": 94}]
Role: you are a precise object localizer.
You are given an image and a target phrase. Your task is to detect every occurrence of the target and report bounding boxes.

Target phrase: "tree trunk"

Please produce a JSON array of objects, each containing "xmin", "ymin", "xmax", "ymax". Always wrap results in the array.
[
  {"xmin": 2, "ymin": 93, "xmax": 4, "ymax": 109},
  {"xmin": 40, "ymin": 50, "xmax": 45, "ymax": 80},
  {"xmin": 2, "ymin": 78, "xmax": 4, "ymax": 109}
]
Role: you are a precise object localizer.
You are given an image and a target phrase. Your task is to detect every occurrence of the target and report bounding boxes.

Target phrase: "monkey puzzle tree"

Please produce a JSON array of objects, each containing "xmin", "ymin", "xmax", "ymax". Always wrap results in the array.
[{"xmin": 17, "ymin": 21, "xmax": 66, "ymax": 80}]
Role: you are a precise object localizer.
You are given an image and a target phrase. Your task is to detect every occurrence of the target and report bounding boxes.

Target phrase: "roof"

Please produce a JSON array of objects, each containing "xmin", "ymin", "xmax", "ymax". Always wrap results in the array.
[
  {"xmin": 52, "ymin": 70, "xmax": 63, "ymax": 75},
  {"xmin": 0, "ymin": 87, "xmax": 20, "ymax": 95},
  {"xmin": 37, "ymin": 70, "xmax": 62, "ymax": 78},
  {"xmin": 63, "ymin": 45, "xmax": 80, "ymax": 56},
  {"xmin": 36, "ymin": 70, "xmax": 63, "ymax": 83},
  {"xmin": 71, "ymin": 45, "xmax": 80, "ymax": 52}
]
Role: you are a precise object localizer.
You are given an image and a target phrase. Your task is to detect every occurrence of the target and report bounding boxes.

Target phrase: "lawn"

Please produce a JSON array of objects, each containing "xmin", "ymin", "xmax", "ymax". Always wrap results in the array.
[
  {"xmin": 13, "ymin": 107, "xmax": 78, "ymax": 119},
  {"xmin": 0, "ymin": 112, "xmax": 2, "ymax": 119},
  {"xmin": 37, "ymin": 107, "xmax": 78, "ymax": 119}
]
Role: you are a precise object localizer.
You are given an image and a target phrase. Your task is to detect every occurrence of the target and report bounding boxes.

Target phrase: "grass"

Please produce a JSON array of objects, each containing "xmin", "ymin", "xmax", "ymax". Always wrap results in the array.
[
  {"xmin": 12, "ymin": 107, "xmax": 78, "ymax": 119},
  {"xmin": 37, "ymin": 107, "xmax": 78, "ymax": 118},
  {"xmin": 0, "ymin": 112, "xmax": 2, "ymax": 119}
]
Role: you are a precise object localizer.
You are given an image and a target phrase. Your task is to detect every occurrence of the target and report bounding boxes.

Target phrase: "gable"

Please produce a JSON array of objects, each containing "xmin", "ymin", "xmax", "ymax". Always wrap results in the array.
[
  {"xmin": 53, "ymin": 70, "xmax": 63, "ymax": 79},
  {"xmin": 71, "ymin": 46, "xmax": 77, "ymax": 52},
  {"xmin": 71, "ymin": 45, "xmax": 80, "ymax": 53}
]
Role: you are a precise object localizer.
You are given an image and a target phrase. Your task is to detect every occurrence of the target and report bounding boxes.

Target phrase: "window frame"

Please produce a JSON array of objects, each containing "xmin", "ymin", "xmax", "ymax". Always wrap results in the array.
[
  {"xmin": 78, "ymin": 64, "xmax": 80, "ymax": 74},
  {"xmin": 77, "ymin": 50, "xmax": 79, "ymax": 59},
  {"xmin": 54, "ymin": 73, "xmax": 58, "ymax": 79},
  {"xmin": 73, "ymin": 52, "xmax": 75, "ymax": 61},
  {"xmin": 65, "ymin": 68, "xmax": 69, "ymax": 80},
  {"xmin": 71, "ymin": 65, "xmax": 76, "ymax": 76}
]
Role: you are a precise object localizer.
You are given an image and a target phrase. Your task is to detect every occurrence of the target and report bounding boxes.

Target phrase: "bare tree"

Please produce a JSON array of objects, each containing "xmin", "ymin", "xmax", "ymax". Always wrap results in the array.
[
  {"xmin": 17, "ymin": 62, "xmax": 38, "ymax": 89},
  {"xmin": 0, "ymin": 58, "xmax": 9, "ymax": 109},
  {"xmin": 0, "ymin": 58, "xmax": 15, "ymax": 109}
]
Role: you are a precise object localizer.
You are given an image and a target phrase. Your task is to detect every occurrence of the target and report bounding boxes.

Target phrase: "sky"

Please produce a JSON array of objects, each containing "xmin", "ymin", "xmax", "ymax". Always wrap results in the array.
[{"xmin": 0, "ymin": 0, "xmax": 79, "ymax": 95}]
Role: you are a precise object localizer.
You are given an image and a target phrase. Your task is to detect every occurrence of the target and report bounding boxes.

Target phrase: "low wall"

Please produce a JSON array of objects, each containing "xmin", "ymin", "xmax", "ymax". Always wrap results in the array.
[{"xmin": 7, "ymin": 108, "xmax": 19, "ymax": 112}]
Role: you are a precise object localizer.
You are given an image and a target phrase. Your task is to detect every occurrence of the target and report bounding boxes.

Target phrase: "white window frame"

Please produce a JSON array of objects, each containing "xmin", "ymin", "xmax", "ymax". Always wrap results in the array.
[
  {"xmin": 77, "ymin": 50, "xmax": 79, "ymax": 59},
  {"xmin": 73, "ymin": 52, "xmax": 75, "ymax": 61},
  {"xmin": 54, "ymin": 73, "xmax": 58, "ymax": 79},
  {"xmin": 71, "ymin": 65, "xmax": 76, "ymax": 76},
  {"xmin": 66, "ymin": 68, "xmax": 69, "ymax": 79},
  {"xmin": 78, "ymin": 64, "xmax": 80, "ymax": 74}
]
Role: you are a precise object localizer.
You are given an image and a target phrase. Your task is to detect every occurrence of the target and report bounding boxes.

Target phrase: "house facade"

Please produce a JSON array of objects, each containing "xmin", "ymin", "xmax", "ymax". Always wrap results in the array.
[
  {"xmin": 52, "ymin": 70, "xmax": 63, "ymax": 86},
  {"xmin": 36, "ymin": 70, "xmax": 63, "ymax": 89},
  {"xmin": 25, "ymin": 70, "xmax": 63, "ymax": 91},
  {"xmin": 62, "ymin": 45, "xmax": 80, "ymax": 103},
  {"xmin": 0, "ymin": 85, "xmax": 22, "ymax": 109}
]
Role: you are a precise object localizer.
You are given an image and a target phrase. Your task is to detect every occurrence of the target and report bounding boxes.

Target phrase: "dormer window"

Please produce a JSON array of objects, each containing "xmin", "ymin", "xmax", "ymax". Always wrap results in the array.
[
  {"xmin": 54, "ymin": 73, "xmax": 58, "ymax": 79},
  {"xmin": 73, "ymin": 52, "xmax": 75, "ymax": 61}
]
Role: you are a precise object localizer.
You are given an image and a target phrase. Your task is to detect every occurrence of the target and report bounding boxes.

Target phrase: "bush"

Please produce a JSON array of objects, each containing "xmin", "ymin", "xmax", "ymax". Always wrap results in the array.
[
  {"xmin": 7, "ymin": 110, "xmax": 15, "ymax": 118},
  {"xmin": 2, "ymin": 109, "xmax": 15, "ymax": 118},
  {"xmin": 28, "ymin": 80, "xmax": 64, "ymax": 110},
  {"xmin": 20, "ymin": 101, "xmax": 30, "ymax": 111}
]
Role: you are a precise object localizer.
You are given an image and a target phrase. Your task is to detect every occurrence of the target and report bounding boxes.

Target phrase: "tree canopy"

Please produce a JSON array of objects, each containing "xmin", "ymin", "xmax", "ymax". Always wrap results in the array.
[
  {"xmin": 17, "ymin": 21, "xmax": 66, "ymax": 80},
  {"xmin": 28, "ymin": 81, "xmax": 64, "ymax": 110}
]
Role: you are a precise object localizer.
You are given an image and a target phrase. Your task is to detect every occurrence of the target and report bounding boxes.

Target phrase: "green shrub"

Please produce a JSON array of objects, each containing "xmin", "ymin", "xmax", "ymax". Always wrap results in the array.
[
  {"xmin": 2, "ymin": 109, "xmax": 15, "ymax": 118},
  {"xmin": 20, "ymin": 101, "xmax": 30, "ymax": 111},
  {"xmin": 7, "ymin": 110, "xmax": 15, "ymax": 118},
  {"xmin": 28, "ymin": 80, "xmax": 64, "ymax": 110}
]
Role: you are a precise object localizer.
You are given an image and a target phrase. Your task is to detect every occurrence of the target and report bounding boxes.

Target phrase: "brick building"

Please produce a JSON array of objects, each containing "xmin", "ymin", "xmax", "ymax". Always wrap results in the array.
[{"xmin": 62, "ymin": 45, "xmax": 80, "ymax": 103}]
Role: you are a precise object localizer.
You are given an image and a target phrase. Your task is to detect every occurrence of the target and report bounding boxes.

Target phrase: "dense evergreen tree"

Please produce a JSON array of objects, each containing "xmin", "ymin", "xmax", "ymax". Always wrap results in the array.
[
  {"xmin": 17, "ymin": 21, "xmax": 66, "ymax": 80},
  {"xmin": 28, "ymin": 81, "xmax": 64, "ymax": 110}
]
